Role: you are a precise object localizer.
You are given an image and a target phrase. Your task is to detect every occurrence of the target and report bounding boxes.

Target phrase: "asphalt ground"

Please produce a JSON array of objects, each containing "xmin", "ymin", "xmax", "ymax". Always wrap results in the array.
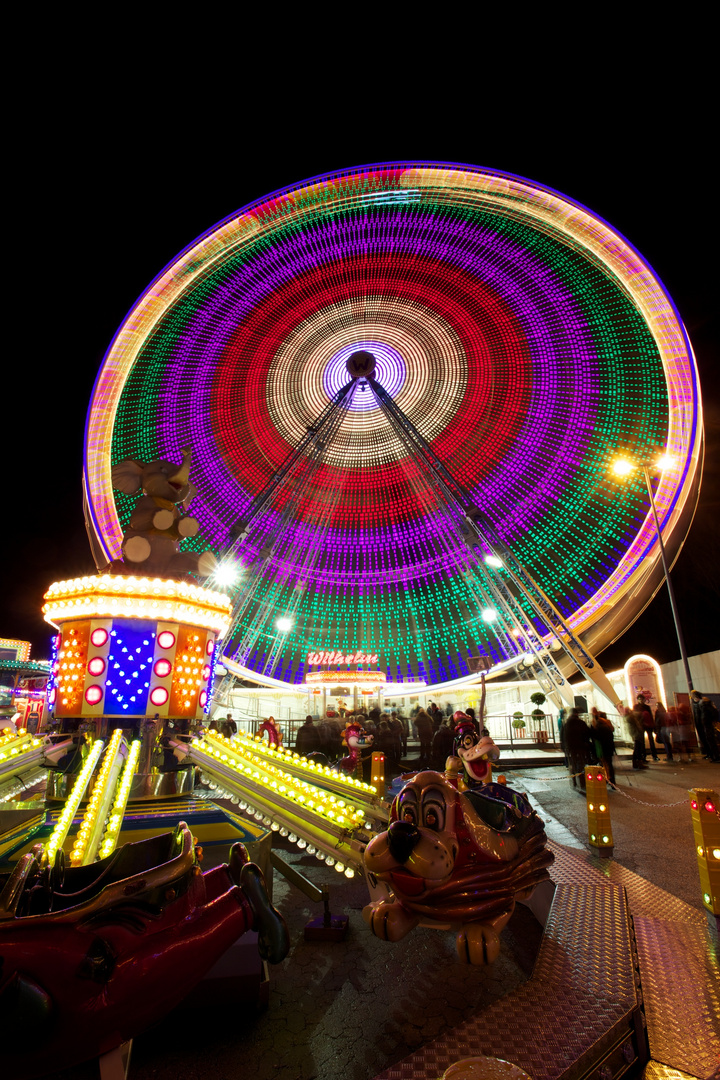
[{"xmin": 506, "ymin": 752, "xmax": 720, "ymax": 914}]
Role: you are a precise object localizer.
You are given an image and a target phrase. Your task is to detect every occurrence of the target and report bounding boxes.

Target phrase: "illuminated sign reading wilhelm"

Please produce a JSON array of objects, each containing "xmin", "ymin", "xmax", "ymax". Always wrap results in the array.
[{"xmin": 307, "ymin": 650, "xmax": 379, "ymax": 665}]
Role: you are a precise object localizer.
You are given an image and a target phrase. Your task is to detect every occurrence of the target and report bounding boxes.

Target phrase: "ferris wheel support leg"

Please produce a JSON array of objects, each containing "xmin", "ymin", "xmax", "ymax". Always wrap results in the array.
[{"xmin": 369, "ymin": 379, "xmax": 622, "ymax": 711}]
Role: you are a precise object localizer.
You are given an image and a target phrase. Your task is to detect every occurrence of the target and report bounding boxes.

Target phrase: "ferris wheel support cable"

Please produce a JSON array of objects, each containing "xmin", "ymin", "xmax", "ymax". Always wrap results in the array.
[
  {"xmin": 224, "ymin": 382, "xmax": 360, "ymax": 669},
  {"xmin": 368, "ymin": 378, "xmax": 621, "ymax": 710},
  {"xmin": 365, "ymin": 382, "xmax": 543, "ymax": 675},
  {"xmin": 227, "ymin": 379, "xmax": 357, "ymax": 547}
]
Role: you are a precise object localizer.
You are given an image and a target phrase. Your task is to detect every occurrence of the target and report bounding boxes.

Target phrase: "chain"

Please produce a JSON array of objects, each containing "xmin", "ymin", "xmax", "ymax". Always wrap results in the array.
[
  {"xmin": 512, "ymin": 770, "xmax": 585, "ymax": 782},
  {"xmin": 605, "ymin": 781, "xmax": 690, "ymax": 807},
  {"xmin": 513, "ymin": 770, "xmax": 696, "ymax": 808}
]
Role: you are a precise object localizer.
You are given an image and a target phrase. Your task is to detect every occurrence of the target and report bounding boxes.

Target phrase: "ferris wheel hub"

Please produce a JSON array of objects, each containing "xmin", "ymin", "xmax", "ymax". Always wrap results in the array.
[{"xmin": 345, "ymin": 350, "xmax": 376, "ymax": 380}]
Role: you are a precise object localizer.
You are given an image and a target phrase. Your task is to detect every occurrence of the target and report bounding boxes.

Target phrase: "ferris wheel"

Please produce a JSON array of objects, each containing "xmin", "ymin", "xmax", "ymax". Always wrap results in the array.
[{"xmin": 84, "ymin": 163, "xmax": 702, "ymax": 693}]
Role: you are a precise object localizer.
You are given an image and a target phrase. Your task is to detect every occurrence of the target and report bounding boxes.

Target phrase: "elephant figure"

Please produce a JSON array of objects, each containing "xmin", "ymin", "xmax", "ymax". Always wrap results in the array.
[{"xmin": 109, "ymin": 449, "xmax": 217, "ymax": 581}]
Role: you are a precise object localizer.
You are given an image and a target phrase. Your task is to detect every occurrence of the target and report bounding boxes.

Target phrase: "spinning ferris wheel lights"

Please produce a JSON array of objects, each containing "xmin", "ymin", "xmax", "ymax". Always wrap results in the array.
[{"xmin": 85, "ymin": 162, "xmax": 701, "ymax": 691}]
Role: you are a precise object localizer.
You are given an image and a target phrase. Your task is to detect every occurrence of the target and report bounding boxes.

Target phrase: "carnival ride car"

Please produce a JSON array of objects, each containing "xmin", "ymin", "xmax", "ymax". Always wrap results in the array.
[{"xmin": 0, "ymin": 821, "xmax": 287, "ymax": 1080}]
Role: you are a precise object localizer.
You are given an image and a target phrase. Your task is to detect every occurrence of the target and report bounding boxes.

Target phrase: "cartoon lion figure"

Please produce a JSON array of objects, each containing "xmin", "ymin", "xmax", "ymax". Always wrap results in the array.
[
  {"xmin": 363, "ymin": 770, "xmax": 554, "ymax": 964},
  {"xmin": 109, "ymin": 448, "xmax": 217, "ymax": 581}
]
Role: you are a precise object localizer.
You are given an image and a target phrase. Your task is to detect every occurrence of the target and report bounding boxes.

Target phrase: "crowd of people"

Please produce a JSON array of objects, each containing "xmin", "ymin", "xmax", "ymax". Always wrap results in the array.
[
  {"xmin": 206, "ymin": 685, "xmax": 720, "ymax": 785},
  {"xmin": 292, "ymin": 699, "xmax": 490, "ymax": 775},
  {"xmin": 559, "ymin": 690, "xmax": 720, "ymax": 791}
]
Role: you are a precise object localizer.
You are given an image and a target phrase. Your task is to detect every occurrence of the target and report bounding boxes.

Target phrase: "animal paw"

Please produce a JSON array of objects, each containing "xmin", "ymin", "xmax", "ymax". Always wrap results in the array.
[
  {"xmin": 362, "ymin": 900, "xmax": 419, "ymax": 942},
  {"xmin": 456, "ymin": 922, "xmax": 501, "ymax": 965}
]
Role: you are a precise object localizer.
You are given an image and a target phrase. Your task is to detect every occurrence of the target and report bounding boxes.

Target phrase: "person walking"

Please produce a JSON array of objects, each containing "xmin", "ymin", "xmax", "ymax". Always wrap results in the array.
[
  {"xmin": 431, "ymin": 717, "xmax": 455, "ymax": 771},
  {"xmin": 626, "ymin": 705, "xmax": 649, "ymax": 770},
  {"xmin": 561, "ymin": 708, "xmax": 593, "ymax": 791},
  {"xmin": 636, "ymin": 694, "xmax": 658, "ymax": 761},
  {"xmin": 590, "ymin": 707, "xmax": 616, "ymax": 785},
  {"xmin": 675, "ymin": 702, "xmax": 694, "ymax": 762},
  {"xmin": 654, "ymin": 701, "xmax": 674, "ymax": 762},
  {"xmin": 414, "ymin": 708, "xmax": 434, "ymax": 766},
  {"xmin": 295, "ymin": 716, "xmax": 320, "ymax": 757}
]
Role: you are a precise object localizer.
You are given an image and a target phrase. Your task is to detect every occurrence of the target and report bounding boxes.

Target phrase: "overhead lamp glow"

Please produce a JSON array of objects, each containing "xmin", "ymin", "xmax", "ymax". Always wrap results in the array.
[
  {"xmin": 214, "ymin": 562, "xmax": 239, "ymax": 588},
  {"xmin": 484, "ymin": 555, "xmax": 503, "ymax": 568},
  {"xmin": 611, "ymin": 459, "xmax": 634, "ymax": 477},
  {"xmin": 276, "ymin": 617, "xmax": 293, "ymax": 632},
  {"xmin": 481, "ymin": 608, "xmax": 498, "ymax": 623}
]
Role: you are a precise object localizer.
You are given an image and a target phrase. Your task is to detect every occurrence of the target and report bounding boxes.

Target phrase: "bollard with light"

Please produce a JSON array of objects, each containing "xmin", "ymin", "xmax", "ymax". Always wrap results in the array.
[
  {"xmin": 371, "ymin": 751, "xmax": 385, "ymax": 799},
  {"xmin": 586, "ymin": 768, "xmax": 613, "ymax": 856},
  {"xmin": 689, "ymin": 788, "xmax": 720, "ymax": 929}
]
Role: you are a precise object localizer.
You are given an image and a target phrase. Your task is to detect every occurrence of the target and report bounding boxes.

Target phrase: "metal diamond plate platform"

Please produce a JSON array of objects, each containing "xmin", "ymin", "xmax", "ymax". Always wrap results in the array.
[
  {"xmin": 643, "ymin": 1063, "xmax": 710, "ymax": 1080},
  {"xmin": 549, "ymin": 842, "xmax": 720, "ymax": 1080},
  {"xmin": 374, "ymin": 882, "xmax": 642, "ymax": 1080},
  {"xmin": 374, "ymin": 840, "xmax": 720, "ymax": 1080}
]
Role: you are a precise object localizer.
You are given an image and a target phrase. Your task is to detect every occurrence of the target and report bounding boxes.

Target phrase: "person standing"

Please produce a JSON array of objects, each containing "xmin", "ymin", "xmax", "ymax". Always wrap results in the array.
[
  {"xmin": 691, "ymin": 692, "xmax": 720, "ymax": 762},
  {"xmin": 414, "ymin": 708, "xmax": 433, "ymax": 766},
  {"xmin": 465, "ymin": 707, "xmax": 480, "ymax": 737},
  {"xmin": 295, "ymin": 716, "xmax": 320, "ymax": 757},
  {"xmin": 675, "ymin": 702, "xmax": 694, "ymax": 762},
  {"xmin": 626, "ymin": 705, "xmax": 649, "ymax": 770},
  {"xmin": 591, "ymin": 707, "xmax": 616, "ymax": 785},
  {"xmin": 431, "ymin": 717, "xmax": 455, "ymax": 771},
  {"xmin": 396, "ymin": 710, "xmax": 409, "ymax": 755},
  {"xmin": 388, "ymin": 713, "xmax": 404, "ymax": 767},
  {"xmin": 635, "ymin": 694, "xmax": 658, "ymax": 761},
  {"xmin": 654, "ymin": 701, "xmax": 674, "ymax": 762},
  {"xmin": 561, "ymin": 708, "xmax": 593, "ymax": 791}
]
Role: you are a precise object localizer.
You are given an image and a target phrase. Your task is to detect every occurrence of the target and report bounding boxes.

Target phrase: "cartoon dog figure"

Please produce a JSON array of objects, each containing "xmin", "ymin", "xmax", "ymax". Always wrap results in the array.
[
  {"xmin": 449, "ymin": 713, "xmax": 500, "ymax": 788},
  {"xmin": 363, "ymin": 771, "xmax": 553, "ymax": 964}
]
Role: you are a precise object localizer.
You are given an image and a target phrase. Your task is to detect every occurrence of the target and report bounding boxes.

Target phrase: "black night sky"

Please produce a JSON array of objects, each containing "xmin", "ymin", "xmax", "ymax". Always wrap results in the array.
[{"xmin": 7, "ymin": 62, "xmax": 717, "ymax": 676}]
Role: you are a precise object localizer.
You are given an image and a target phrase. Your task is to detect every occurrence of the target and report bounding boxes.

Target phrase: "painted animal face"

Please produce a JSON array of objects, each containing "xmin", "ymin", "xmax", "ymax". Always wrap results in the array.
[
  {"xmin": 345, "ymin": 724, "xmax": 373, "ymax": 750},
  {"xmin": 364, "ymin": 771, "xmax": 517, "ymax": 909},
  {"xmin": 456, "ymin": 731, "xmax": 499, "ymax": 785}
]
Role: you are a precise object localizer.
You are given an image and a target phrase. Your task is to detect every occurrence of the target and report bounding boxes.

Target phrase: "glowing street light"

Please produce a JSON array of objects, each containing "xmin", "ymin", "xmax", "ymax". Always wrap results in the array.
[
  {"xmin": 611, "ymin": 458, "xmax": 634, "ymax": 478},
  {"xmin": 611, "ymin": 452, "xmax": 694, "ymax": 694}
]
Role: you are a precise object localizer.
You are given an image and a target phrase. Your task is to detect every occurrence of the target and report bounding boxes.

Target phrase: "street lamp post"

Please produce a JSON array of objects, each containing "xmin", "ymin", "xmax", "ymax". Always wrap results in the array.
[
  {"xmin": 639, "ymin": 462, "xmax": 694, "ymax": 694},
  {"xmin": 613, "ymin": 455, "xmax": 694, "ymax": 695}
]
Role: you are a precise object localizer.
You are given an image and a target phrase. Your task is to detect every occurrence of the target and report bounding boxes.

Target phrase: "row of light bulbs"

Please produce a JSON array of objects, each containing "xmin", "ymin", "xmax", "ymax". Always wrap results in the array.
[
  {"xmin": 0, "ymin": 732, "xmax": 42, "ymax": 766},
  {"xmin": 44, "ymin": 597, "xmax": 230, "ymax": 636},
  {"xmin": 46, "ymin": 574, "xmax": 230, "ymax": 606},
  {"xmin": 44, "ymin": 739, "xmax": 106, "ymax": 866},
  {"xmin": 0, "ymin": 766, "xmax": 45, "ymax": 803},
  {"xmin": 201, "ymin": 736, "xmax": 368, "ymax": 829},
  {"xmin": 70, "ymin": 729, "xmax": 125, "ymax": 866},
  {"xmin": 204, "ymin": 779, "xmax": 357, "ymax": 879},
  {"xmin": 99, "ymin": 739, "xmax": 142, "ymax": 859},
  {"xmin": 230, "ymin": 731, "xmax": 376, "ymax": 794}
]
